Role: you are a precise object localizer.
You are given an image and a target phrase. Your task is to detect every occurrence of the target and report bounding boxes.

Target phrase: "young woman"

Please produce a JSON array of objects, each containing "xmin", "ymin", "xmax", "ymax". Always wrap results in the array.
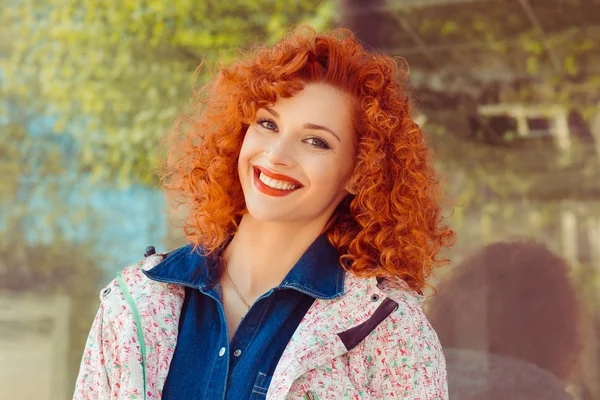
[{"xmin": 74, "ymin": 27, "xmax": 454, "ymax": 399}]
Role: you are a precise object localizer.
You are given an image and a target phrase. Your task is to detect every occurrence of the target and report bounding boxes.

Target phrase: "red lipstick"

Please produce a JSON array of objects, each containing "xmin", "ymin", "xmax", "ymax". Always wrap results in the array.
[
  {"xmin": 254, "ymin": 166, "xmax": 302, "ymax": 186},
  {"xmin": 253, "ymin": 166, "xmax": 302, "ymax": 197}
]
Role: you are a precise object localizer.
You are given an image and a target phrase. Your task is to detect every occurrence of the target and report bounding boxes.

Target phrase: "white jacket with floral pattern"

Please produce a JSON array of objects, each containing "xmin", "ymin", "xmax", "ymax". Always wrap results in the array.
[{"xmin": 74, "ymin": 254, "xmax": 448, "ymax": 399}]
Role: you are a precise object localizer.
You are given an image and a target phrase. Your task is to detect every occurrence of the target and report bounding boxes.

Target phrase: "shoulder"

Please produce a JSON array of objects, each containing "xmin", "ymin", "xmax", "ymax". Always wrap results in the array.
[
  {"xmin": 376, "ymin": 278, "xmax": 432, "ymax": 339},
  {"xmin": 98, "ymin": 253, "xmax": 166, "ymax": 298},
  {"xmin": 374, "ymin": 278, "xmax": 441, "ymax": 353},
  {"xmin": 378, "ymin": 277, "xmax": 426, "ymax": 310},
  {"xmin": 362, "ymin": 278, "xmax": 448, "ymax": 398},
  {"xmin": 77, "ymin": 252, "xmax": 184, "ymax": 398},
  {"xmin": 97, "ymin": 252, "xmax": 184, "ymax": 318}
]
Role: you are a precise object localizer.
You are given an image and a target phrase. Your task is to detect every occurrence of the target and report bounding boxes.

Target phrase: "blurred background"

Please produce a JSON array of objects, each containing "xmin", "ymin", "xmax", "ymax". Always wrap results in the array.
[{"xmin": 1, "ymin": 0, "xmax": 598, "ymax": 399}]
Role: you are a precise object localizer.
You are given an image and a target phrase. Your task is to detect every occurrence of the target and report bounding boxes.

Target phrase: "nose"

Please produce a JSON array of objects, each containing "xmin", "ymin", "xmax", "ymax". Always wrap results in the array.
[{"xmin": 264, "ymin": 135, "xmax": 295, "ymax": 167}]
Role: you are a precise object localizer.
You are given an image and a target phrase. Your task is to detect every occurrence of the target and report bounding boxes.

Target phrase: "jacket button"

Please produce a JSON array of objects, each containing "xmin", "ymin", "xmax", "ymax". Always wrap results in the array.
[
  {"xmin": 144, "ymin": 246, "xmax": 156, "ymax": 257},
  {"xmin": 101, "ymin": 287, "xmax": 112, "ymax": 298},
  {"xmin": 234, "ymin": 349, "xmax": 242, "ymax": 357},
  {"xmin": 218, "ymin": 347, "xmax": 226, "ymax": 357},
  {"xmin": 371, "ymin": 294, "xmax": 380, "ymax": 302}
]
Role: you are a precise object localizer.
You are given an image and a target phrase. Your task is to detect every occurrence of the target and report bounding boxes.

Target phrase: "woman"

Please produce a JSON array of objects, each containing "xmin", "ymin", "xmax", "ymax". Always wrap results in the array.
[{"xmin": 74, "ymin": 27, "xmax": 454, "ymax": 399}]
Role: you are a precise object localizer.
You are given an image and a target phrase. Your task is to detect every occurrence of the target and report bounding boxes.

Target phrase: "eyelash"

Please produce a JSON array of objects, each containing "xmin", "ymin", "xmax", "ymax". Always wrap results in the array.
[
  {"xmin": 256, "ymin": 118, "xmax": 331, "ymax": 150},
  {"xmin": 257, "ymin": 118, "xmax": 277, "ymax": 132}
]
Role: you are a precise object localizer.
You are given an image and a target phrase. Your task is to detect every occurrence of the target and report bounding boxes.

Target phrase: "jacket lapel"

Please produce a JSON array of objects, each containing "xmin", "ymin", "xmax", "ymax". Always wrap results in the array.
[{"xmin": 267, "ymin": 274, "xmax": 388, "ymax": 399}]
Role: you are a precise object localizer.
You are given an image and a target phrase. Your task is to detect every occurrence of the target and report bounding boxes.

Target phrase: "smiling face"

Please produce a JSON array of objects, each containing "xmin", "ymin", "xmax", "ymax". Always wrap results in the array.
[{"xmin": 238, "ymin": 82, "xmax": 357, "ymax": 227}]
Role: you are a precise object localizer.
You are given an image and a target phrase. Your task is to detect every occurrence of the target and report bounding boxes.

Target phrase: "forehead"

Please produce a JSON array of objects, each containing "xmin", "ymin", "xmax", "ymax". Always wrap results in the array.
[{"xmin": 269, "ymin": 82, "xmax": 354, "ymax": 129}]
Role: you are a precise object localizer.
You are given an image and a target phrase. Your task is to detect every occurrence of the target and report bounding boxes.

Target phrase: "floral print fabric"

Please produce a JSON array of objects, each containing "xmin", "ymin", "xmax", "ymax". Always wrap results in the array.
[{"xmin": 74, "ymin": 255, "xmax": 447, "ymax": 399}]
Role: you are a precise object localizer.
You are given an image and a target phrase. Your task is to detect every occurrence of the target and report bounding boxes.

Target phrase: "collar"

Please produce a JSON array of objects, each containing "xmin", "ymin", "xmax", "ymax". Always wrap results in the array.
[{"xmin": 144, "ymin": 234, "xmax": 346, "ymax": 300}]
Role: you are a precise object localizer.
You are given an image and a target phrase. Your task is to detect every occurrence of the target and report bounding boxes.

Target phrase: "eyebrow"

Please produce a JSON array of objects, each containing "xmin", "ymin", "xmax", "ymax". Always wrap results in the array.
[
  {"xmin": 264, "ymin": 107, "xmax": 341, "ymax": 143},
  {"xmin": 302, "ymin": 123, "xmax": 341, "ymax": 142}
]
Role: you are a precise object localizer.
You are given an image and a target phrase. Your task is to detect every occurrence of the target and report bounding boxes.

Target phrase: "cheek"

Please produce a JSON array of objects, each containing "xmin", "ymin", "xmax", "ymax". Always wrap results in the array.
[
  {"xmin": 306, "ymin": 159, "xmax": 351, "ymax": 190},
  {"xmin": 239, "ymin": 129, "xmax": 262, "ymax": 160},
  {"xmin": 238, "ymin": 130, "xmax": 256, "ymax": 164}
]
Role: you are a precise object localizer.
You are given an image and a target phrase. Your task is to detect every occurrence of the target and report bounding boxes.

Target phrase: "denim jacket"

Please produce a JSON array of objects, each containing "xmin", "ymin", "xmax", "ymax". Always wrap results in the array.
[{"xmin": 74, "ymin": 254, "xmax": 448, "ymax": 399}]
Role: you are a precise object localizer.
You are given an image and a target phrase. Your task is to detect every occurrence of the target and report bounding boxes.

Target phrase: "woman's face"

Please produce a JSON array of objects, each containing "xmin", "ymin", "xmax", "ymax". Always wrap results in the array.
[{"xmin": 238, "ymin": 82, "xmax": 356, "ymax": 226}]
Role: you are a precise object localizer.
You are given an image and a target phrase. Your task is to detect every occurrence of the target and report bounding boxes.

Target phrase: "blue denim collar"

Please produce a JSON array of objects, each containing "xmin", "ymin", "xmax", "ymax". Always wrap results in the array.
[{"xmin": 144, "ymin": 234, "xmax": 346, "ymax": 300}]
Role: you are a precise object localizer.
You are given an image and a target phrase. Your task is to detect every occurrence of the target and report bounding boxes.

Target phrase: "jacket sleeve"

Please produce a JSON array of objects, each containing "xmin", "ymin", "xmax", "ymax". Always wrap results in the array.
[
  {"xmin": 73, "ymin": 303, "xmax": 112, "ymax": 399},
  {"xmin": 374, "ymin": 304, "xmax": 449, "ymax": 399}
]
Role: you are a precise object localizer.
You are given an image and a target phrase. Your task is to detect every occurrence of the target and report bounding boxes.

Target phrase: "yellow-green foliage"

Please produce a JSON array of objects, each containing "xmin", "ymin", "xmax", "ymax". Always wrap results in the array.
[{"xmin": 1, "ymin": 0, "xmax": 334, "ymax": 186}]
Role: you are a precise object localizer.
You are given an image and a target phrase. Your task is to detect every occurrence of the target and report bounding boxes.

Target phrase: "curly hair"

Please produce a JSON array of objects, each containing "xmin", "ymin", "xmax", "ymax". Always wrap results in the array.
[
  {"xmin": 427, "ymin": 239, "xmax": 583, "ymax": 381},
  {"xmin": 161, "ymin": 27, "xmax": 455, "ymax": 292}
]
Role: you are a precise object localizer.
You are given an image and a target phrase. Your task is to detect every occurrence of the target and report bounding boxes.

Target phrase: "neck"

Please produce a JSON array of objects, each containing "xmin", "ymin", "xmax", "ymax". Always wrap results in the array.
[{"xmin": 222, "ymin": 214, "xmax": 328, "ymax": 298}]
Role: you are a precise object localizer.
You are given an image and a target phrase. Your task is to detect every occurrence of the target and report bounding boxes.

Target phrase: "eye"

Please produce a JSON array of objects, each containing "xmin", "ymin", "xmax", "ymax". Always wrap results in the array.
[
  {"xmin": 304, "ymin": 137, "xmax": 330, "ymax": 149},
  {"xmin": 257, "ymin": 118, "xmax": 278, "ymax": 132}
]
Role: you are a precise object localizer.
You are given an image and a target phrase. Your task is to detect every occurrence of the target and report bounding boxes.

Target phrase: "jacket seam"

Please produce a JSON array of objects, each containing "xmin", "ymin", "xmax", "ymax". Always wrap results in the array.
[{"xmin": 279, "ymin": 282, "xmax": 343, "ymax": 300}]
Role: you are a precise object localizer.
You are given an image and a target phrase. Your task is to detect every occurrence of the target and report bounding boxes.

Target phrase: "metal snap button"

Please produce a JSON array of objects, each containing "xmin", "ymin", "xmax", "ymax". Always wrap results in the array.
[
  {"xmin": 144, "ymin": 245, "xmax": 156, "ymax": 257},
  {"xmin": 218, "ymin": 347, "xmax": 226, "ymax": 357},
  {"xmin": 371, "ymin": 294, "xmax": 380, "ymax": 302},
  {"xmin": 233, "ymin": 349, "xmax": 242, "ymax": 357},
  {"xmin": 101, "ymin": 287, "xmax": 112, "ymax": 298}
]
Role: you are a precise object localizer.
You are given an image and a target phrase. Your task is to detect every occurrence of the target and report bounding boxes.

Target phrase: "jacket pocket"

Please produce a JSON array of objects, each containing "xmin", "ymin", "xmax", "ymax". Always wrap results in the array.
[{"xmin": 249, "ymin": 372, "xmax": 272, "ymax": 400}]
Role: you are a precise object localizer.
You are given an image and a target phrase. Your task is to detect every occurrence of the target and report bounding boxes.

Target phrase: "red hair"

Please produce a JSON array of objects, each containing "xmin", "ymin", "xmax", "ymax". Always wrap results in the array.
[{"xmin": 161, "ymin": 27, "xmax": 455, "ymax": 292}]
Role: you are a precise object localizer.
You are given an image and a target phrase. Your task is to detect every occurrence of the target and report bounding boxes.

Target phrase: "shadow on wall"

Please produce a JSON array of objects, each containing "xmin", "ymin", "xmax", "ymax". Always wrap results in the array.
[{"xmin": 427, "ymin": 239, "xmax": 584, "ymax": 399}]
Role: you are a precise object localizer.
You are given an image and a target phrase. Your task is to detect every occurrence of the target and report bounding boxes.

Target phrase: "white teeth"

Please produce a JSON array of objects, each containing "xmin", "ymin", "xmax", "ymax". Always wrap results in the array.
[{"xmin": 259, "ymin": 172, "xmax": 299, "ymax": 191}]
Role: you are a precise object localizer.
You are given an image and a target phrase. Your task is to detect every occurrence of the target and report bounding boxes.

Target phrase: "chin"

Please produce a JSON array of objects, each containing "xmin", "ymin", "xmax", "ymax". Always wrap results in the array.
[{"xmin": 244, "ymin": 197, "xmax": 304, "ymax": 222}]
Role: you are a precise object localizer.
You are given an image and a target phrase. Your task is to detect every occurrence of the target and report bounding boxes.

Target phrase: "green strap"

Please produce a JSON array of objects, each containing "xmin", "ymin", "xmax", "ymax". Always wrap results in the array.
[{"xmin": 117, "ymin": 272, "xmax": 147, "ymax": 399}]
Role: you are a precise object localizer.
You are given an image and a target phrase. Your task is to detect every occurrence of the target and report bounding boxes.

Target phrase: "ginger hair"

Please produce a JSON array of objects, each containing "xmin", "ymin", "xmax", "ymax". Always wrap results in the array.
[{"xmin": 161, "ymin": 27, "xmax": 455, "ymax": 292}]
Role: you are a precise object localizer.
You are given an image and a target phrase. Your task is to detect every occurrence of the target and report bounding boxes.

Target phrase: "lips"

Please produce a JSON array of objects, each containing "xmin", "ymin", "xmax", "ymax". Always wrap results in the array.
[
  {"xmin": 252, "ymin": 166, "xmax": 303, "ymax": 197},
  {"xmin": 254, "ymin": 166, "xmax": 303, "ymax": 186}
]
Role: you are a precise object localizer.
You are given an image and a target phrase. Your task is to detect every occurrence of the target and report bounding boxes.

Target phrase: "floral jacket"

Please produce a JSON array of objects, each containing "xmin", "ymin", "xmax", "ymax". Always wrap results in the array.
[{"xmin": 74, "ymin": 254, "xmax": 448, "ymax": 399}]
